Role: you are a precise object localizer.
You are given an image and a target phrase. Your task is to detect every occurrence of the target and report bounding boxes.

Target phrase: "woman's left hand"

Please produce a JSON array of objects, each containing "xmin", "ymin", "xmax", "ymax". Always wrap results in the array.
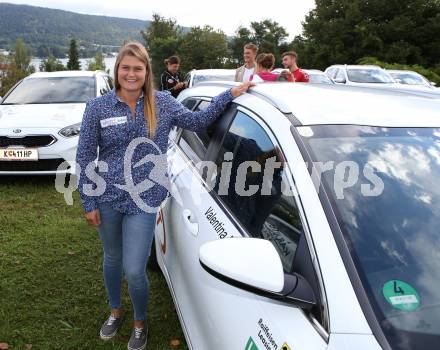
[{"xmin": 231, "ymin": 81, "xmax": 256, "ymax": 98}]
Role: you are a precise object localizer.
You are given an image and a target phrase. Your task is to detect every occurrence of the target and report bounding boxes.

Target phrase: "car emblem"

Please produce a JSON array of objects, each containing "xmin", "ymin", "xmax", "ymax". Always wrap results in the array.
[{"xmin": 13, "ymin": 129, "xmax": 21, "ymax": 134}]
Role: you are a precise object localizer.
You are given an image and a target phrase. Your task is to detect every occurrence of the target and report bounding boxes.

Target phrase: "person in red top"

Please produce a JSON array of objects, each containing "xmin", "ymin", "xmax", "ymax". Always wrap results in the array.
[
  {"xmin": 281, "ymin": 51, "xmax": 309, "ymax": 83},
  {"xmin": 250, "ymin": 53, "xmax": 294, "ymax": 82}
]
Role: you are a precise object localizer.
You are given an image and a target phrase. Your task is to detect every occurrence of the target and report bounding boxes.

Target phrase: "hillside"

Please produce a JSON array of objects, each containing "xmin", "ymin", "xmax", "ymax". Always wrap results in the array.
[{"xmin": 0, "ymin": 3, "xmax": 150, "ymax": 57}]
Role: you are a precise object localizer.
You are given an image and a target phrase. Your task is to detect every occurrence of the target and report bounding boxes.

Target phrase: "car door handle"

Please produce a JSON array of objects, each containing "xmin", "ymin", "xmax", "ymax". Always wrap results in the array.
[{"xmin": 182, "ymin": 209, "xmax": 199, "ymax": 236}]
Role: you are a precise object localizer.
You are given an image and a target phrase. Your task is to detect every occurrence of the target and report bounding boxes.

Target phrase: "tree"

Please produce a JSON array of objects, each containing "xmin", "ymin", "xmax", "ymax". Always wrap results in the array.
[
  {"xmin": 87, "ymin": 52, "xmax": 106, "ymax": 71},
  {"xmin": 0, "ymin": 39, "xmax": 35, "ymax": 95},
  {"xmin": 296, "ymin": 0, "xmax": 440, "ymax": 70},
  {"xmin": 40, "ymin": 54, "xmax": 65, "ymax": 72},
  {"xmin": 230, "ymin": 26, "xmax": 253, "ymax": 64},
  {"xmin": 13, "ymin": 38, "xmax": 34, "ymax": 75},
  {"xmin": 230, "ymin": 20, "xmax": 289, "ymax": 66},
  {"xmin": 67, "ymin": 39, "xmax": 81, "ymax": 70},
  {"xmin": 178, "ymin": 26, "xmax": 230, "ymax": 72},
  {"xmin": 141, "ymin": 14, "xmax": 181, "ymax": 84}
]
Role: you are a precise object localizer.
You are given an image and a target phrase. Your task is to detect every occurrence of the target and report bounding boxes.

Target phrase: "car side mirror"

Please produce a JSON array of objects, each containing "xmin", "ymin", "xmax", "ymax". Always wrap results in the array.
[
  {"xmin": 333, "ymin": 77, "xmax": 346, "ymax": 84},
  {"xmin": 431, "ymin": 81, "xmax": 437, "ymax": 86},
  {"xmin": 199, "ymin": 238, "xmax": 317, "ymax": 310}
]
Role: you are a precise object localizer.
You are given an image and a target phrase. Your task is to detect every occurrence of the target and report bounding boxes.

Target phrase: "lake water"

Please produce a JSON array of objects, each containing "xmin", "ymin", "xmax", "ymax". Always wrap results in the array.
[{"xmin": 31, "ymin": 57, "xmax": 117, "ymax": 76}]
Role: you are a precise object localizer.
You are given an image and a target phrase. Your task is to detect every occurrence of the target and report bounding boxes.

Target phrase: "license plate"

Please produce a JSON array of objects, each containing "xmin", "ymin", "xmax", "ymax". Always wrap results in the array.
[{"xmin": 0, "ymin": 148, "xmax": 39, "ymax": 161}]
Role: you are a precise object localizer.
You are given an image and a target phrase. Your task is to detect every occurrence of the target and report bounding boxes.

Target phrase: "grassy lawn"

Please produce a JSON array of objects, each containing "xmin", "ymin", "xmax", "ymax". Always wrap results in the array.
[{"xmin": 0, "ymin": 176, "xmax": 188, "ymax": 350}]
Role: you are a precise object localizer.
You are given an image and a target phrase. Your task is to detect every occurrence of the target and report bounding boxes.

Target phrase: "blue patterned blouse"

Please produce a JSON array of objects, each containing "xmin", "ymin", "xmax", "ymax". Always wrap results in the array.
[{"xmin": 76, "ymin": 88, "xmax": 233, "ymax": 214}]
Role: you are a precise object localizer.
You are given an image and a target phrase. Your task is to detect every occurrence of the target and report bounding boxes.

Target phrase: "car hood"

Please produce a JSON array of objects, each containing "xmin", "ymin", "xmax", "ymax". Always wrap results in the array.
[{"xmin": 0, "ymin": 103, "xmax": 86, "ymax": 129}]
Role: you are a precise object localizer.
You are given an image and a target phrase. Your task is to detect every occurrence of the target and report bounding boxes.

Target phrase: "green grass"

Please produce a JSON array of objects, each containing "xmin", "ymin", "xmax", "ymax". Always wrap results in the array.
[{"xmin": 0, "ymin": 176, "xmax": 188, "ymax": 350}]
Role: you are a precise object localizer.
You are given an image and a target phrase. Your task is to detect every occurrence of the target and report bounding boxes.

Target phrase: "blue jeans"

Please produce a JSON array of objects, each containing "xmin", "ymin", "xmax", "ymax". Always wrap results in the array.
[{"xmin": 97, "ymin": 203, "xmax": 156, "ymax": 321}]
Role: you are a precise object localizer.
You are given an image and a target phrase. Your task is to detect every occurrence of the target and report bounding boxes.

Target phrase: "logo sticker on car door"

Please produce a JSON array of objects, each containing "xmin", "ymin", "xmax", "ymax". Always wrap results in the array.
[{"xmin": 245, "ymin": 337, "xmax": 260, "ymax": 350}]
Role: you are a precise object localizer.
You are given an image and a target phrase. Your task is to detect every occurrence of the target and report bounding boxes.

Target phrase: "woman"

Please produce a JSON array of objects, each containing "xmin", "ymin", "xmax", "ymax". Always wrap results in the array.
[
  {"xmin": 75, "ymin": 41, "xmax": 253, "ymax": 350},
  {"xmin": 160, "ymin": 55, "xmax": 186, "ymax": 98},
  {"xmin": 250, "ymin": 53, "xmax": 294, "ymax": 82}
]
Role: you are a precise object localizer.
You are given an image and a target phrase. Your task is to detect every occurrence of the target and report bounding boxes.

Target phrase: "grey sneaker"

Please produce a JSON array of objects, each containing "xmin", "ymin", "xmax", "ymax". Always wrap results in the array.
[
  {"xmin": 128, "ymin": 326, "xmax": 148, "ymax": 350},
  {"xmin": 99, "ymin": 315, "xmax": 123, "ymax": 340}
]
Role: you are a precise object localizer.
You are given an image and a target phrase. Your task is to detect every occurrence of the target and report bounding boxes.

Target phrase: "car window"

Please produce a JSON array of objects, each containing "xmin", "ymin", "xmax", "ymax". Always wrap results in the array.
[
  {"xmin": 327, "ymin": 68, "xmax": 337, "ymax": 79},
  {"xmin": 213, "ymin": 110, "xmax": 304, "ymax": 272},
  {"xmin": 177, "ymin": 99, "xmax": 219, "ymax": 162},
  {"xmin": 181, "ymin": 98, "xmax": 199, "ymax": 110},
  {"xmin": 335, "ymin": 69, "xmax": 346, "ymax": 82},
  {"xmin": 347, "ymin": 68, "xmax": 394, "ymax": 83},
  {"xmin": 2, "ymin": 77, "xmax": 95, "ymax": 104},
  {"xmin": 178, "ymin": 130, "xmax": 204, "ymax": 162},
  {"xmin": 194, "ymin": 101, "xmax": 216, "ymax": 149}
]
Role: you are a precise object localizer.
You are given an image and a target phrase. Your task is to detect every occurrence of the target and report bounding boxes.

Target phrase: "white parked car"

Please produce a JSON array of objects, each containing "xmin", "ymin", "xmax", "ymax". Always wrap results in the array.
[
  {"xmin": 154, "ymin": 81, "xmax": 440, "ymax": 350},
  {"xmin": 326, "ymin": 65, "xmax": 440, "ymax": 97},
  {"xmin": 388, "ymin": 69, "xmax": 437, "ymax": 89},
  {"xmin": 325, "ymin": 64, "xmax": 395, "ymax": 87},
  {"xmin": 184, "ymin": 69, "xmax": 235, "ymax": 88},
  {"xmin": 0, "ymin": 71, "xmax": 113, "ymax": 174}
]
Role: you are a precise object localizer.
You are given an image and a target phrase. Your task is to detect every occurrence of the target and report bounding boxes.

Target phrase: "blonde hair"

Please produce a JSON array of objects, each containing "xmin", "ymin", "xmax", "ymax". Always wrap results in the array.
[{"xmin": 114, "ymin": 41, "xmax": 157, "ymax": 137}]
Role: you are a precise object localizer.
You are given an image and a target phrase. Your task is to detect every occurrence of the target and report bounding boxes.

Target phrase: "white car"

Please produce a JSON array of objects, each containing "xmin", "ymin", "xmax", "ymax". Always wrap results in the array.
[
  {"xmin": 325, "ymin": 64, "xmax": 396, "ymax": 87},
  {"xmin": 184, "ymin": 69, "xmax": 235, "ymax": 88},
  {"xmin": 388, "ymin": 69, "xmax": 437, "ymax": 89},
  {"xmin": 0, "ymin": 71, "xmax": 113, "ymax": 174},
  {"xmin": 154, "ymin": 81, "xmax": 440, "ymax": 350}
]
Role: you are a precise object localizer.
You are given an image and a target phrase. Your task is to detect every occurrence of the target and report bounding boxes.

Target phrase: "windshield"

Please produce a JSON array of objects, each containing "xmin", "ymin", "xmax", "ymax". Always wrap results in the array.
[
  {"xmin": 390, "ymin": 72, "xmax": 429, "ymax": 86},
  {"xmin": 193, "ymin": 74, "xmax": 235, "ymax": 86},
  {"xmin": 2, "ymin": 77, "xmax": 95, "ymax": 104},
  {"xmin": 298, "ymin": 125, "xmax": 440, "ymax": 350},
  {"xmin": 347, "ymin": 69, "xmax": 394, "ymax": 83}
]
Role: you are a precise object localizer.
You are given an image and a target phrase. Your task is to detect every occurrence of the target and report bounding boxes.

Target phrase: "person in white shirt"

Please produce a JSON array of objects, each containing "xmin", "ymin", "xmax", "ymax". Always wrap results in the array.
[{"xmin": 235, "ymin": 43, "xmax": 258, "ymax": 83}]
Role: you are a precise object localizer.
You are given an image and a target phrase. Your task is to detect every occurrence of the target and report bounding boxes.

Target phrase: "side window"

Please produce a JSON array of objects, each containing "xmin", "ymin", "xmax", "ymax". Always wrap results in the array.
[
  {"xmin": 181, "ymin": 98, "xmax": 199, "ymax": 110},
  {"xmin": 326, "ymin": 68, "xmax": 335, "ymax": 79},
  {"xmin": 179, "ymin": 130, "xmax": 205, "ymax": 162},
  {"xmin": 177, "ymin": 99, "xmax": 220, "ymax": 162},
  {"xmin": 213, "ymin": 111, "xmax": 303, "ymax": 272},
  {"xmin": 335, "ymin": 69, "xmax": 346, "ymax": 82},
  {"xmin": 194, "ymin": 100, "xmax": 216, "ymax": 149}
]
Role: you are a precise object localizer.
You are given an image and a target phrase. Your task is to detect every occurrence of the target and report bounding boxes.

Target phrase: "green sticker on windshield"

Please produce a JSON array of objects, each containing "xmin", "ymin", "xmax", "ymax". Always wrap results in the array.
[{"xmin": 383, "ymin": 280, "xmax": 420, "ymax": 312}]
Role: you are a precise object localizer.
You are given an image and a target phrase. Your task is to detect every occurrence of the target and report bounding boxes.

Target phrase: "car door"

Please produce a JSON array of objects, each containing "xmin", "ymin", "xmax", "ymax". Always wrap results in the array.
[
  {"xmin": 156, "ymin": 98, "xmax": 237, "ymax": 349},
  {"xmin": 160, "ymin": 97, "xmax": 329, "ymax": 349},
  {"xmin": 199, "ymin": 107, "xmax": 328, "ymax": 350}
]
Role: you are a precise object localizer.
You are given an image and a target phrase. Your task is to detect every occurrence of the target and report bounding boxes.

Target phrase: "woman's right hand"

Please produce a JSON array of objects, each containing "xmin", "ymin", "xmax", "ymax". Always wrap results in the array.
[
  {"xmin": 231, "ymin": 81, "xmax": 256, "ymax": 97},
  {"xmin": 85, "ymin": 209, "xmax": 101, "ymax": 227}
]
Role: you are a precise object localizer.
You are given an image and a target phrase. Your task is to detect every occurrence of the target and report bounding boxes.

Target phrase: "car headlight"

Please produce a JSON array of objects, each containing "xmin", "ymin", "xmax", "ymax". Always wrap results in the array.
[{"xmin": 59, "ymin": 123, "xmax": 81, "ymax": 138}]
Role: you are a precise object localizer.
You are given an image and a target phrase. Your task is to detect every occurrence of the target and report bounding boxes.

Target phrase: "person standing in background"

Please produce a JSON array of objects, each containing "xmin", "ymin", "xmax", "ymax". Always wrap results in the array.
[
  {"xmin": 160, "ymin": 56, "xmax": 187, "ymax": 98},
  {"xmin": 281, "ymin": 51, "xmax": 309, "ymax": 83},
  {"xmin": 250, "ymin": 53, "xmax": 294, "ymax": 82},
  {"xmin": 235, "ymin": 43, "xmax": 258, "ymax": 83}
]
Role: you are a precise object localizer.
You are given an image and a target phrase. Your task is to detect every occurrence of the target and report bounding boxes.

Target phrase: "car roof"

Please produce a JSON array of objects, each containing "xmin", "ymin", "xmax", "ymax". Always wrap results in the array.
[
  {"xmin": 26, "ymin": 70, "xmax": 105, "ymax": 79},
  {"xmin": 188, "ymin": 82, "xmax": 440, "ymax": 127}
]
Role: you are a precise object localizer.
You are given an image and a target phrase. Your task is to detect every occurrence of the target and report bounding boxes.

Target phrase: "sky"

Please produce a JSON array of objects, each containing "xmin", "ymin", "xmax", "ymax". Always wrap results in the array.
[{"xmin": 1, "ymin": 0, "xmax": 316, "ymax": 39}]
